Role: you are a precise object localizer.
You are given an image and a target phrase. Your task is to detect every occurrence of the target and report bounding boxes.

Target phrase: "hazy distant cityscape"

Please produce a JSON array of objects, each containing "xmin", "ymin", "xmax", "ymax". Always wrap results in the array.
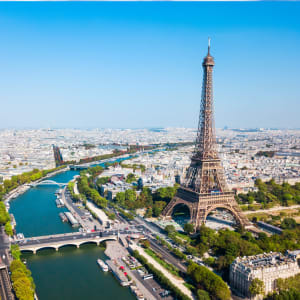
[{"xmin": 1, "ymin": 127, "xmax": 299, "ymax": 188}]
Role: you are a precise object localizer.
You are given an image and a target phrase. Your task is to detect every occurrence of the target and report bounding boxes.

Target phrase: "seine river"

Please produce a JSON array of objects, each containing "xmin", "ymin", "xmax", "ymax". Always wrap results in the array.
[{"xmin": 9, "ymin": 160, "xmax": 134, "ymax": 300}]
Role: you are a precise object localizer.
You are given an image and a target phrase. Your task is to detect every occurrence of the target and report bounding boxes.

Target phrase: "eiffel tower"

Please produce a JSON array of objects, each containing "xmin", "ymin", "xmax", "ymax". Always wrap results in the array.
[{"xmin": 162, "ymin": 40, "xmax": 250, "ymax": 230}]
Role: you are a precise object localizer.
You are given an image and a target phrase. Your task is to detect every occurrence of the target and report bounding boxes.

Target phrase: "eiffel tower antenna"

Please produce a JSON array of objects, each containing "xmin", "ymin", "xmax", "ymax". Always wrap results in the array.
[
  {"xmin": 162, "ymin": 43, "xmax": 250, "ymax": 230},
  {"xmin": 208, "ymin": 37, "xmax": 211, "ymax": 54}
]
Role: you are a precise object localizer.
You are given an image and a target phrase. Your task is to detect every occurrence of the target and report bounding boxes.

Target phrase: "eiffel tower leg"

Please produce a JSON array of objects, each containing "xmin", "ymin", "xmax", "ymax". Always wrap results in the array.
[
  {"xmin": 161, "ymin": 197, "xmax": 195, "ymax": 224},
  {"xmin": 161, "ymin": 198, "xmax": 179, "ymax": 218},
  {"xmin": 230, "ymin": 204, "xmax": 252, "ymax": 227},
  {"xmin": 194, "ymin": 208, "xmax": 206, "ymax": 229}
]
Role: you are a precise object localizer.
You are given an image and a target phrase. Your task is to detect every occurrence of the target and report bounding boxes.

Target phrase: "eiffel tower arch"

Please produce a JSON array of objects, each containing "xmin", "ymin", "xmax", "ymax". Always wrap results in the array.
[{"xmin": 162, "ymin": 40, "xmax": 251, "ymax": 230}]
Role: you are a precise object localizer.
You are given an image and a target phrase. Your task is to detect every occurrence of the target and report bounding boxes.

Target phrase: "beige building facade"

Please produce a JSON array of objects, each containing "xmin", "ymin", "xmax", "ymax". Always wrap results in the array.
[{"xmin": 230, "ymin": 252, "xmax": 300, "ymax": 297}]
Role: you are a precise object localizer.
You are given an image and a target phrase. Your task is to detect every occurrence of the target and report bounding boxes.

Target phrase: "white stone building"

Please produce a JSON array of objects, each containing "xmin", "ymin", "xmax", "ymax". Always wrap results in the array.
[{"xmin": 230, "ymin": 252, "xmax": 300, "ymax": 297}]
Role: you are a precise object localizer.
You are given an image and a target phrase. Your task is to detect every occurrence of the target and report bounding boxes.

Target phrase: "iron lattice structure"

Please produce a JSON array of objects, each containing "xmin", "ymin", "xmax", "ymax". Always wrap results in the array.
[{"xmin": 162, "ymin": 42, "xmax": 250, "ymax": 229}]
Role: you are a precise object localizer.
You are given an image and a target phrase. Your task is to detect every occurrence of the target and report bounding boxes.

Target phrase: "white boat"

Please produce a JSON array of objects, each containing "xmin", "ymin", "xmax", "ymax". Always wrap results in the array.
[{"xmin": 97, "ymin": 259, "xmax": 109, "ymax": 272}]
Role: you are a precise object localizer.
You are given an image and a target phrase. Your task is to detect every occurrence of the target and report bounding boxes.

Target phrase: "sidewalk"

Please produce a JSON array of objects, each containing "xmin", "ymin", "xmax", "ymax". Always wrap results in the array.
[
  {"xmin": 130, "ymin": 243, "xmax": 194, "ymax": 300},
  {"xmin": 86, "ymin": 200, "xmax": 109, "ymax": 226},
  {"xmin": 244, "ymin": 204, "xmax": 300, "ymax": 214}
]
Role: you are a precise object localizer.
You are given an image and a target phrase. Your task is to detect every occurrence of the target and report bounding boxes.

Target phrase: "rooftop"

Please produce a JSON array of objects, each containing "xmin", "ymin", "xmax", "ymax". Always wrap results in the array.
[{"xmin": 234, "ymin": 252, "xmax": 297, "ymax": 270}]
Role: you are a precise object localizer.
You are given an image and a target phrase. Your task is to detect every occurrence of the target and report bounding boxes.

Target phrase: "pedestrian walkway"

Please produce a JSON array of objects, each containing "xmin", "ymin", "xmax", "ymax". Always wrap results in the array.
[
  {"xmin": 130, "ymin": 243, "xmax": 194, "ymax": 300},
  {"xmin": 243, "ymin": 204, "xmax": 300, "ymax": 214},
  {"xmin": 74, "ymin": 181, "xmax": 79, "ymax": 195}
]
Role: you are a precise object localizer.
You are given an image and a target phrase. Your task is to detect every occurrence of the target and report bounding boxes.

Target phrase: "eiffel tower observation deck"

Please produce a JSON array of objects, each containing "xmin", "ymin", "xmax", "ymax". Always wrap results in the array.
[{"xmin": 162, "ymin": 40, "xmax": 251, "ymax": 230}]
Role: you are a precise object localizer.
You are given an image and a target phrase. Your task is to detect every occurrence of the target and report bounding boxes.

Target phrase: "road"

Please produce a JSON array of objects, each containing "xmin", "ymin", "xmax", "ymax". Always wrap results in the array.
[
  {"xmin": 130, "ymin": 216, "xmax": 188, "ymax": 272},
  {"xmin": 0, "ymin": 266, "xmax": 14, "ymax": 300},
  {"xmin": 0, "ymin": 226, "xmax": 15, "ymax": 300},
  {"xmin": 64, "ymin": 188, "xmax": 101, "ymax": 230},
  {"xmin": 13, "ymin": 230, "xmax": 122, "ymax": 247},
  {"xmin": 13, "ymin": 226, "xmax": 146, "ymax": 249},
  {"xmin": 132, "ymin": 269, "xmax": 173, "ymax": 300},
  {"xmin": 148, "ymin": 238, "xmax": 187, "ymax": 273},
  {"xmin": 0, "ymin": 227, "xmax": 10, "ymax": 266}
]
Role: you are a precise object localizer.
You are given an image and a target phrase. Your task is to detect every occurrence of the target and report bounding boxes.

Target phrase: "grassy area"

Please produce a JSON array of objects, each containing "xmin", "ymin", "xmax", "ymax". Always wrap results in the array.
[
  {"xmin": 247, "ymin": 208, "xmax": 300, "ymax": 226},
  {"xmin": 174, "ymin": 231, "xmax": 191, "ymax": 243},
  {"xmin": 144, "ymin": 248, "xmax": 180, "ymax": 277}
]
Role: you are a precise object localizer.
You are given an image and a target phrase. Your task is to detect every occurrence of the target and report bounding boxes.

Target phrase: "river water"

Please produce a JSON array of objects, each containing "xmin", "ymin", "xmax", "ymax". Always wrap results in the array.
[{"xmin": 9, "ymin": 159, "xmax": 134, "ymax": 300}]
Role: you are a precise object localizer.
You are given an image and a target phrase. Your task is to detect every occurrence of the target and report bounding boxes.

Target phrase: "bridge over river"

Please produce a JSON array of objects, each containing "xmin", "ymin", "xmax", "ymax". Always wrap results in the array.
[
  {"xmin": 13, "ymin": 231, "xmax": 118, "ymax": 254},
  {"xmin": 28, "ymin": 179, "xmax": 68, "ymax": 187}
]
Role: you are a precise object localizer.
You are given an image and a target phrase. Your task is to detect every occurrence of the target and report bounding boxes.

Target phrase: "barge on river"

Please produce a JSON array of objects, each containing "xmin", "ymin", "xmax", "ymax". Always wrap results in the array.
[{"xmin": 97, "ymin": 259, "xmax": 109, "ymax": 272}]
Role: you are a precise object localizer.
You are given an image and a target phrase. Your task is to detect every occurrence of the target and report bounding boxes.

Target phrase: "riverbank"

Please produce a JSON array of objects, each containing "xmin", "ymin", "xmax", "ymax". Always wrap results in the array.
[
  {"xmin": 2, "ymin": 152, "xmax": 132, "ymax": 204},
  {"xmin": 3, "ymin": 166, "xmax": 69, "ymax": 203},
  {"xmin": 105, "ymin": 241, "xmax": 156, "ymax": 300}
]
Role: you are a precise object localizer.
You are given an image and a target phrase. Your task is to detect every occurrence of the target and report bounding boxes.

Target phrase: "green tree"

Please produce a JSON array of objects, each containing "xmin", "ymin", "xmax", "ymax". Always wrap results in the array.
[
  {"xmin": 144, "ymin": 208, "xmax": 153, "ymax": 218},
  {"xmin": 126, "ymin": 173, "xmax": 137, "ymax": 183},
  {"xmin": 153, "ymin": 201, "xmax": 166, "ymax": 217},
  {"xmin": 11, "ymin": 245, "xmax": 21, "ymax": 260},
  {"xmin": 184, "ymin": 223, "xmax": 194, "ymax": 234},
  {"xmin": 249, "ymin": 278, "xmax": 265, "ymax": 297},
  {"xmin": 96, "ymin": 177, "xmax": 110, "ymax": 186},
  {"xmin": 187, "ymin": 262, "xmax": 230, "ymax": 300},
  {"xmin": 125, "ymin": 189, "xmax": 136, "ymax": 202},
  {"xmin": 281, "ymin": 218, "xmax": 297, "ymax": 229},
  {"xmin": 5, "ymin": 221, "xmax": 13, "ymax": 236},
  {"xmin": 13, "ymin": 277, "xmax": 34, "ymax": 300},
  {"xmin": 0, "ymin": 202, "xmax": 10, "ymax": 225},
  {"xmin": 197, "ymin": 289, "xmax": 211, "ymax": 300},
  {"xmin": 165, "ymin": 225, "xmax": 176, "ymax": 235},
  {"xmin": 115, "ymin": 192, "xmax": 125, "ymax": 206}
]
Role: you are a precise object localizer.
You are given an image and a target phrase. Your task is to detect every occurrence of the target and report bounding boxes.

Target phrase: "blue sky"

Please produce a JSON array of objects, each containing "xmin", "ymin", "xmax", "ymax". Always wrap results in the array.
[{"xmin": 0, "ymin": 2, "xmax": 299, "ymax": 129}]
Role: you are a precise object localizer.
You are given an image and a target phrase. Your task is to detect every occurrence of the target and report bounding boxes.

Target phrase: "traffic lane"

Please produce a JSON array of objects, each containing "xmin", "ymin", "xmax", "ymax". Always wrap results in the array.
[
  {"xmin": 132, "ymin": 270, "xmax": 173, "ymax": 300},
  {"xmin": 149, "ymin": 239, "xmax": 187, "ymax": 273},
  {"xmin": 64, "ymin": 192, "xmax": 86, "ymax": 217},
  {"xmin": 15, "ymin": 231, "xmax": 120, "ymax": 245},
  {"xmin": 0, "ymin": 250, "xmax": 10, "ymax": 266}
]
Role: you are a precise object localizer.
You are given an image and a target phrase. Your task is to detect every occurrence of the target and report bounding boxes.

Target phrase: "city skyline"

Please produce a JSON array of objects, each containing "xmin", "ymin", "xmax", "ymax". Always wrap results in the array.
[
  {"xmin": 0, "ymin": 2, "xmax": 300, "ymax": 300},
  {"xmin": 0, "ymin": 2, "xmax": 300, "ymax": 129}
]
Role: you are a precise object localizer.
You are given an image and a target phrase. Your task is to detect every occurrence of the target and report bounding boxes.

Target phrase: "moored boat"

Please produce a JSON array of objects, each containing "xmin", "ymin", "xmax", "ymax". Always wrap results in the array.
[
  {"xmin": 97, "ymin": 259, "xmax": 109, "ymax": 272},
  {"xmin": 59, "ymin": 212, "xmax": 67, "ymax": 222}
]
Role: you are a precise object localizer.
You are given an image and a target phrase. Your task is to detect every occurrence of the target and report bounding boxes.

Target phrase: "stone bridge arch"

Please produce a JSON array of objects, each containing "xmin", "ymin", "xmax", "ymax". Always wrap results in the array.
[
  {"xmin": 57, "ymin": 243, "xmax": 80, "ymax": 250},
  {"xmin": 78, "ymin": 240, "xmax": 100, "ymax": 247},
  {"xmin": 35, "ymin": 246, "xmax": 58, "ymax": 253}
]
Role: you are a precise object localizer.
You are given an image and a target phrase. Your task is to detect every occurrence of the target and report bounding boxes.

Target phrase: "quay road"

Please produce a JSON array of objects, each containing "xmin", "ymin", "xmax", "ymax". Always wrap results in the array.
[
  {"xmin": 130, "ymin": 217, "xmax": 188, "ymax": 273},
  {"xmin": 63, "ymin": 187, "xmax": 100, "ymax": 231},
  {"xmin": 148, "ymin": 238, "xmax": 187, "ymax": 273},
  {"xmin": 0, "ymin": 265, "xmax": 14, "ymax": 300},
  {"xmin": 0, "ymin": 227, "xmax": 15, "ymax": 300}
]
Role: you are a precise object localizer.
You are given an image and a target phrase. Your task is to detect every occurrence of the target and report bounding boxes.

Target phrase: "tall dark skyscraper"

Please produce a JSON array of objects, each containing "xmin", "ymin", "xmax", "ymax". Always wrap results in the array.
[
  {"xmin": 162, "ymin": 41, "xmax": 250, "ymax": 229},
  {"xmin": 52, "ymin": 145, "xmax": 64, "ymax": 167}
]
